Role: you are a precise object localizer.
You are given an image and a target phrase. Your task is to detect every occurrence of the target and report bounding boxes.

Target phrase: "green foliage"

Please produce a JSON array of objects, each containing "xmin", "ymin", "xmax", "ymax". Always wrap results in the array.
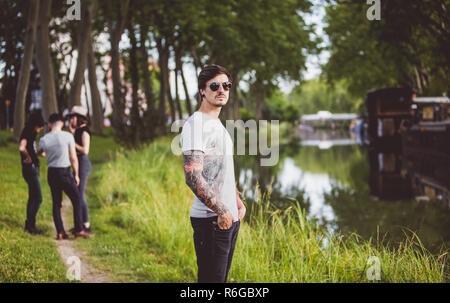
[
  {"xmin": 323, "ymin": 0, "xmax": 450, "ymax": 97},
  {"xmin": 239, "ymin": 108, "xmax": 256, "ymax": 122},
  {"xmin": 263, "ymin": 89, "xmax": 300, "ymax": 123},
  {"xmin": 237, "ymin": 0, "xmax": 314, "ymax": 83},
  {"xmin": 289, "ymin": 78, "xmax": 364, "ymax": 115}
]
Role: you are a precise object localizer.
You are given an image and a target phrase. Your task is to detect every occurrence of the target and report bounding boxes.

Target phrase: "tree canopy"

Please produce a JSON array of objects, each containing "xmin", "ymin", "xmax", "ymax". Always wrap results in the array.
[
  {"xmin": 323, "ymin": 0, "xmax": 450, "ymax": 97},
  {"xmin": 1, "ymin": 0, "xmax": 449, "ymax": 142},
  {"xmin": 0, "ymin": 0, "xmax": 316, "ymax": 142}
]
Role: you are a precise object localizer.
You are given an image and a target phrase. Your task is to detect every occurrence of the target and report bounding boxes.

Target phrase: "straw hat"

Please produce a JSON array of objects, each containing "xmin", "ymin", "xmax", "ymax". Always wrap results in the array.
[{"xmin": 66, "ymin": 105, "xmax": 87, "ymax": 119}]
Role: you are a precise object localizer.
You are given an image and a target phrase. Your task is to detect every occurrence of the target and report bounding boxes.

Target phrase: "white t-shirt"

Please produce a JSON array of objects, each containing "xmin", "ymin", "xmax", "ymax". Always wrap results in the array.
[
  {"xmin": 180, "ymin": 112, "xmax": 238, "ymax": 222},
  {"xmin": 39, "ymin": 130, "xmax": 75, "ymax": 168}
]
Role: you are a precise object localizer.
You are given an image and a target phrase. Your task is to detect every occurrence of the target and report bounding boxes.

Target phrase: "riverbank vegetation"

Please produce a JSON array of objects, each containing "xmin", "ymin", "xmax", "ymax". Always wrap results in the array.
[
  {"xmin": 75, "ymin": 136, "xmax": 447, "ymax": 282},
  {"xmin": 1, "ymin": 131, "xmax": 447, "ymax": 282}
]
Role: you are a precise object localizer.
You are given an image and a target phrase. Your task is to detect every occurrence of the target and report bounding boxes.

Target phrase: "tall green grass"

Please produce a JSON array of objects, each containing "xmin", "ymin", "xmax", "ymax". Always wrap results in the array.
[
  {"xmin": 78, "ymin": 136, "xmax": 447, "ymax": 282},
  {"xmin": 0, "ymin": 130, "xmax": 121, "ymax": 282},
  {"xmin": 0, "ymin": 131, "xmax": 68, "ymax": 282}
]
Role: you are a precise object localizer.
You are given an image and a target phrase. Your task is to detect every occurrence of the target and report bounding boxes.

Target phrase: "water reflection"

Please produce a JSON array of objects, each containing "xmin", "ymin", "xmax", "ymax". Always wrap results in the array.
[
  {"xmin": 235, "ymin": 129, "xmax": 450, "ymax": 254},
  {"xmin": 323, "ymin": 186, "xmax": 450, "ymax": 254}
]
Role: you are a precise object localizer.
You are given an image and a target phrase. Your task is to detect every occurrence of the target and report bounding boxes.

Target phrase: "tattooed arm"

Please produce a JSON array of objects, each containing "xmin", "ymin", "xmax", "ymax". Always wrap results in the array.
[{"xmin": 183, "ymin": 150, "xmax": 233, "ymax": 229}]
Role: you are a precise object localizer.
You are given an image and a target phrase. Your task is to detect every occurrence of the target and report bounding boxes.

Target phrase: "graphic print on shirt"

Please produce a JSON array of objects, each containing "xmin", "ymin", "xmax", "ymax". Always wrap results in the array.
[{"xmin": 202, "ymin": 144, "xmax": 225, "ymax": 197}]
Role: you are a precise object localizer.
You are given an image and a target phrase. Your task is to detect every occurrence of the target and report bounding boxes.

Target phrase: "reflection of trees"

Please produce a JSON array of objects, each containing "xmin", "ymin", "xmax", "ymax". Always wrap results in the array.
[
  {"xmin": 293, "ymin": 145, "xmax": 369, "ymax": 191},
  {"xmin": 323, "ymin": 186, "xmax": 450, "ymax": 255},
  {"xmin": 235, "ymin": 138, "xmax": 310, "ymax": 215}
]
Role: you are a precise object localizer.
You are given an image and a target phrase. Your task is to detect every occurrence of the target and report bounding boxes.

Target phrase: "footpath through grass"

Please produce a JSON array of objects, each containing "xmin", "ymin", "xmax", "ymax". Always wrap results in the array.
[
  {"xmin": 76, "ymin": 136, "xmax": 447, "ymax": 282},
  {"xmin": 0, "ymin": 130, "xmax": 120, "ymax": 282}
]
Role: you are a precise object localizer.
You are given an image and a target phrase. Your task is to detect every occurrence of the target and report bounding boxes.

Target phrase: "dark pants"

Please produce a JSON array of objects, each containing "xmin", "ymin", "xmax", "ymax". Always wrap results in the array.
[
  {"xmin": 190, "ymin": 216, "xmax": 240, "ymax": 283},
  {"xmin": 22, "ymin": 164, "xmax": 42, "ymax": 227},
  {"xmin": 77, "ymin": 154, "xmax": 92, "ymax": 224},
  {"xmin": 47, "ymin": 167, "xmax": 83, "ymax": 234}
]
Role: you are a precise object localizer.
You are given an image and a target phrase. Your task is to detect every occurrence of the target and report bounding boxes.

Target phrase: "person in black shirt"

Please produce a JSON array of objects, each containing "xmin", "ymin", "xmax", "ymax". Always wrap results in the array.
[
  {"xmin": 19, "ymin": 112, "xmax": 45, "ymax": 234},
  {"xmin": 67, "ymin": 106, "xmax": 93, "ymax": 233}
]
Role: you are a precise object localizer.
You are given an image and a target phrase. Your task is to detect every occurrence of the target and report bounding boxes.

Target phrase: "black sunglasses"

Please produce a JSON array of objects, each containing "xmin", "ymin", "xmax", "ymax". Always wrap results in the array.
[{"xmin": 209, "ymin": 81, "xmax": 232, "ymax": 91}]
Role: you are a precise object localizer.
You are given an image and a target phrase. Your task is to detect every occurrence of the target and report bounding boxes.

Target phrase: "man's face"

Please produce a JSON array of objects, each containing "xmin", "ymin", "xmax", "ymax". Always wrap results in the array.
[{"xmin": 200, "ymin": 73, "xmax": 231, "ymax": 107}]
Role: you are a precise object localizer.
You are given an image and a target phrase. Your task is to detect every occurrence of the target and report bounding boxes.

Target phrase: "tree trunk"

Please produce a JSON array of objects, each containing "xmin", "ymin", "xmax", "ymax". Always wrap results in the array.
[
  {"xmin": 68, "ymin": 0, "xmax": 96, "ymax": 108},
  {"xmin": 176, "ymin": 55, "xmax": 192, "ymax": 116},
  {"xmin": 191, "ymin": 47, "xmax": 201, "ymax": 109},
  {"xmin": 35, "ymin": 0, "xmax": 58, "ymax": 122},
  {"xmin": 128, "ymin": 21, "xmax": 141, "ymax": 142},
  {"xmin": 174, "ymin": 66, "xmax": 183, "ymax": 120},
  {"xmin": 139, "ymin": 25, "xmax": 157, "ymax": 140},
  {"xmin": 83, "ymin": 77, "xmax": 90, "ymax": 119},
  {"xmin": 57, "ymin": 51, "xmax": 74, "ymax": 114},
  {"xmin": 87, "ymin": 34, "xmax": 104, "ymax": 134},
  {"xmin": 232, "ymin": 72, "xmax": 240, "ymax": 120},
  {"xmin": 166, "ymin": 68, "xmax": 176, "ymax": 124},
  {"xmin": 0, "ymin": 66, "xmax": 11, "ymax": 129},
  {"xmin": 13, "ymin": 0, "xmax": 40, "ymax": 141},
  {"xmin": 108, "ymin": 0, "xmax": 130, "ymax": 138},
  {"xmin": 139, "ymin": 25, "xmax": 156, "ymax": 112},
  {"xmin": 157, "ymin": 40, "xmax": 168, "ymax": 134},
  {"xmin": 255, "ymin": 81, "xmax": 265, "ymax": 121}
]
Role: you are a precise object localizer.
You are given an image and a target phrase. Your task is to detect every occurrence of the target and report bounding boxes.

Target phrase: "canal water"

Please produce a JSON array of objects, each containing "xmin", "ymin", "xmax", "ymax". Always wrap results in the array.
[{"xmin": 234, "ymin": 129, "xmax": 450, "ymax": 255}]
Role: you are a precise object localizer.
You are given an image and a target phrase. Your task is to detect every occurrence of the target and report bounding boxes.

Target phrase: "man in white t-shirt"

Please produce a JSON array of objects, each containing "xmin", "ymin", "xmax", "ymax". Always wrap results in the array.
[{"xmin": 180, "ymin": 65, "xmax": 246, "ymax": 283}]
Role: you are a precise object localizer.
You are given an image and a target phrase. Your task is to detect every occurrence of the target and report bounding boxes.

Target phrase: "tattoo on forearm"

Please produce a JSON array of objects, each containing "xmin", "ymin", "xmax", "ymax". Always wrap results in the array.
[{"xmin": 183, "ymin": 151, "xmax": 230, "ymax": 216}]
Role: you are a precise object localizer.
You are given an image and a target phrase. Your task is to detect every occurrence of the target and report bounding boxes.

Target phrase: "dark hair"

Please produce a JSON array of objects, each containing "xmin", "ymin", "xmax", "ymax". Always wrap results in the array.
[
  {"xmin": 68, "ymin": 113, "xmax": 89, "ymax": 127},
  {"xmin": 76, "ymin": 115, "xmax": 89, "ymax": 127},
  {"xmin": 26, "ymin": 112, "xmax": 45, "ymax": 128},
  {"xmin": 48, "ymin": 113, "xmax": 63, "ymax": 124},
  {"xmin": 198, "ymin": 65, "xmax": 232, "ymax": 91}
]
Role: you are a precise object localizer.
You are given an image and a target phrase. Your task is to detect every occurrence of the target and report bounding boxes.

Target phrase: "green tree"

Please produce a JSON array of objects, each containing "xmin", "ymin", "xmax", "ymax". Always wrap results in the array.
[
  {"xmin": 324, "ymin": 0, "xmax": 450, "ymax": 97},
  {"xmin": 12, "ymin": 0, "xmax": 40, "ymax": 141},
  {"xmin": 289, "ymin": 78, "xmax": 363, "ymax": 115}
]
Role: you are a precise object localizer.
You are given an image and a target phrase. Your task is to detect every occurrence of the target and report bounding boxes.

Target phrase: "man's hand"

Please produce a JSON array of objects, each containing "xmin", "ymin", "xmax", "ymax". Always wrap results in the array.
[
  {"xmin": 74, "ymin": 174, "xmax": 80, "ymax": 186},
  {"xmin": 238, "ymin": 205, "xmax": 246, "ymax": 221},
  {"xmin": 69, "ymin": 145, "xmax": 79, "ymax": 182},
  {"xmin": 23, "ymin": 156, "xmax": 32, "ymax": 164},
  {"xmin": 218, "ymin": 212, "xmax": 233, "ymax": 230},
  {"xmin": 236, "ymin": 191, "xmax": 246, "ymax": 221}
]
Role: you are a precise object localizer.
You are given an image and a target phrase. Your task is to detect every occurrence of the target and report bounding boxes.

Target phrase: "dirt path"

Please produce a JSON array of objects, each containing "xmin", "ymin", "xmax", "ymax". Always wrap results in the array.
[{"xmin": 53, "ymin": 197, "xmax": 110, "ymax": 283}]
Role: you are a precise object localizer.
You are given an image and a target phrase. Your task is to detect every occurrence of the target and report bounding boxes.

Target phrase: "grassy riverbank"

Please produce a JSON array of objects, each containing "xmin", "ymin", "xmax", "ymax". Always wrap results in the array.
[
  {"xmin": 76, "ymin": 136, "xmax": 447, "ymax": 282},
  {"xmin": 0, "ymin": 129, "xmax": 446, "ymax": 282},
  {"xmin": 0, "ymin": 130, "xmax": 120, "ymax": 282}
]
